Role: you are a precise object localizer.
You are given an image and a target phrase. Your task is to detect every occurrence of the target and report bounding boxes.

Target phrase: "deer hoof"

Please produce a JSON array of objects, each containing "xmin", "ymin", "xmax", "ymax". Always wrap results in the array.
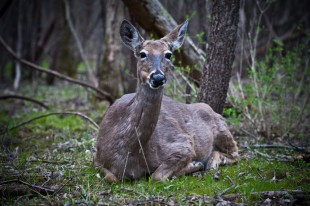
[{"xmin": 185, "ymin": 161, "xmax": 204, "ymax": 174}]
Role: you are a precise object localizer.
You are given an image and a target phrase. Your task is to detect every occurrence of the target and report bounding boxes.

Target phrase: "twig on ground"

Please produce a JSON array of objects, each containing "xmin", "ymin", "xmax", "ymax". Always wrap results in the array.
[
  {"xmin": 245, "ymin": 144, "xmax": 306, "ymax": 151},
  {"xmin": 222, "ymin": 189, "xmax": 307, "ymax": 202},
  {"xmin": 119, "ymin": 187, "xmax": 148, "ymax": 199},
  {"xmin": 214, "ymin": 176, "xmax": 235, "ymax": 205},
  {"xmin": 254, "ymin": 150, "xmax": 272, "ymax": 159},
  {"xmin": 259, "ymin": 190, "xmax": 305, "ymax": 197},
  {"xmin": 0, "ymin": 178, "xmax": 57, "ymax": 195},
  {"xmin": 27, "ymin": 159, "xmax": 72, "ymax": 165},
  {"xmin": 288, "ymin": 142, "xmax": 310, "ymax": 154},
  {"xmin": 28, "ymin": 187, "xmax": 53, "ymax": 206},
  {"xmin": 212, "ymin": 176, "xmax": 236, "ymax": 204},
  {"xmin": 2, "ymin": 112, "xmax": 99, "ymax": 134},
  {"xmin": 0, "ymin": 95, "xmax": 49, "ymax": 109},
  {"xmin": 217, "ymin": 176, "xmax": 235, "ymax": 197},
  {"xmin": 254, "ymin": 149, "xmax": 295, "ymax": 162},
  {"xmin": 0, "ymin": 36, "xmax": 113, "ymax": 104}
]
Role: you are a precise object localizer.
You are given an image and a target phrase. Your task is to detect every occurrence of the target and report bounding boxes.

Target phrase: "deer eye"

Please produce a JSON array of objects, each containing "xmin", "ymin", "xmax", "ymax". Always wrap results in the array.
[
  {"xmin": 139, "ymin": 50, "xmax": 148, "ymax": 60},
  {"xmin": 164, "ymin": 51, "xmax": 172, "ymax": 60}
]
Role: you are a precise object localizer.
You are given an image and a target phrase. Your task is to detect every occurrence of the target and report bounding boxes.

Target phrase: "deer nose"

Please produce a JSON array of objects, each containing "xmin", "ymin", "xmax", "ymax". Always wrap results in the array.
[{"xmin": 149, "ymin": 71, "xmax": 166, "ymax": 88}]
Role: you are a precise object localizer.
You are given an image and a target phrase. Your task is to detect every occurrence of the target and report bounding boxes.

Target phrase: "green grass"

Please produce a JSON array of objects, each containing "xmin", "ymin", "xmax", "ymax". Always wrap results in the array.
[{"xmin": 1, "ymin": 82, "xmax": 309, "ymax": 205}]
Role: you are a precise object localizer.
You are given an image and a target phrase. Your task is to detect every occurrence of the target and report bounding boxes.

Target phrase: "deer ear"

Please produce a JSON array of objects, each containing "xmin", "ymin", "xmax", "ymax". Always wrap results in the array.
[
  {"xmin": 120, "ymin": 20, "xmax": 144, "ymax": 56},
  {"xmin": 161, "ymin": 20, "xmax": 188, "ymax": 51}
]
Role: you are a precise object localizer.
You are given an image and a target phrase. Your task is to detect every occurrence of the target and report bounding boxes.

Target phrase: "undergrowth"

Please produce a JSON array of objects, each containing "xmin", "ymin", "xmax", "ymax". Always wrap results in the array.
[{"xmin": 228, "ymin": 43, "xmax": 310, "ymax": 142}]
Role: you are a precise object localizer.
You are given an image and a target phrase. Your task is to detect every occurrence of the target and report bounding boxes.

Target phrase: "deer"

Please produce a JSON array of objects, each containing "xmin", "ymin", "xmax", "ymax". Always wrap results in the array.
[{"xmin": 94, "ymin": 20, "xmax": 239, "ymax": 182}]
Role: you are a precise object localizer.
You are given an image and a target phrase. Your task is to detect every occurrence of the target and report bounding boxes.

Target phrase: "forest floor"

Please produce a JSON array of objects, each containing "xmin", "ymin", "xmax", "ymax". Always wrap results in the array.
[{"xmin": 1, "ymin": 82, "xmax": 310, "ymax": 205}]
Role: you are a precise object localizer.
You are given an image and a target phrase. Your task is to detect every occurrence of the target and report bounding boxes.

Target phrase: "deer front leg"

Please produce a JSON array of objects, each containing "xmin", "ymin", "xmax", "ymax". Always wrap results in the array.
[{"xmin": 100, "ymin": 168, "xmax": 119, "ymax": 183}]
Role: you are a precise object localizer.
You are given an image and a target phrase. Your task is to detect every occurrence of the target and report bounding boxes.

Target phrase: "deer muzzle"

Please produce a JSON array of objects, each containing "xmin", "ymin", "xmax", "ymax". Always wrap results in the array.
[{"xmin": 149, "ymin": 70, "xmax": 166, "ymax": 89}]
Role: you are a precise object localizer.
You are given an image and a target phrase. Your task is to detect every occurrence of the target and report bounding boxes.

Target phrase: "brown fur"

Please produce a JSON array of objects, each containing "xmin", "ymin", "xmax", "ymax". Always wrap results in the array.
[{"xmin": 94, "ymin": 20, "xmax": 239, "ymax": 182}]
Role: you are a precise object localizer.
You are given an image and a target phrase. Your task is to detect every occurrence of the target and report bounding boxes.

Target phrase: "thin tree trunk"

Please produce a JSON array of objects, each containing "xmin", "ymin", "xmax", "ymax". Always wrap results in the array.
[
  {"xmin": 98, "ymin": 0, "xmax": 124, "ymax": 99},
  {"xmin": 14, "ymin": 0, "xmax": 22, "ymax": 90},
  {"xmin": 63, "ymin": 0, "xmax": 97, "ymax": 87},
  {"xmin": 197, "ymin": 0, "xmax": 240, "ymax": 114}
]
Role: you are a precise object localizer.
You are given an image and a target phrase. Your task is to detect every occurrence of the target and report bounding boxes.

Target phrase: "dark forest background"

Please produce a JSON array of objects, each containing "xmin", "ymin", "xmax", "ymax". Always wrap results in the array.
[
  {"xmin": 0, "ymin": 0, "xmax": 309, "ymax": 205},
  {"xmin": 1, "ymin": 0, "xmax": 309, "ymax": 139}
]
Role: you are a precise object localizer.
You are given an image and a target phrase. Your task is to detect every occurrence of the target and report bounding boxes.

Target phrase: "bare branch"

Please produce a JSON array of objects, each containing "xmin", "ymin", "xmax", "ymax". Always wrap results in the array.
[
  {"xmin": 0, "ymin": 95, "xmax": 49, "ymax": 109},
  {"xmin": 0, "ymin": 36, "xmax": 114, "ymax": 104},
  {"xmin": 243, "ymin": 144, "xmax": 307, "ymax": 152},
  {"xmin": 222, "ymin": 190, "xmax": 306, "ymax": 202},
  {"xmin": 121, "ymin": 151, "xmax": 130, "ymax": 187},
  {"xmin": 217, "ymin": 176, "xmax": 235, "ymax": 197},
  {"xmin": 135, "ymin": 127, "xmax": 150, "ymax": 175},
  {"xmin": 3, "ymin": 112, "xmax": 99, "ymax": 134},
  {"xmin": 0, "ymin": 178, "xmax": 57, "ymax": 195}
]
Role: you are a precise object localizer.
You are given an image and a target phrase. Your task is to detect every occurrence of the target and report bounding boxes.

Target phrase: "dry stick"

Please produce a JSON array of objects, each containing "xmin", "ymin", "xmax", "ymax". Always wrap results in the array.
[
  {"xmin": 63, "ymin": 0, "xmax": 98, "ymax": 87},
  {"xmin": 0, "ymin": 95, "xmax": 49, "ymax": 109},
  {"xmin": 245, "ymin": 144, "xmax": 306, "ymax": 151},
  {"xmin": 0, "ymin": 178, "xmax": 56, "ymax": 195},
  {"xmin": 119, "ymin": 188, "xmax": 148, "ymax": 199},
  {"xmin": 222, "ymin": 189, "xmax": 306, "ymax": 202},
  {"xmin": 0, "ymin": 36, "xmax": 114, "ymax": 104},
  {"xmin": 4, "ymin": 112, "xmax": 99, "ymax": 134},
  {"xmin": 217, "ymin": 176, "xmax": 235, "ymax": 197},
  {"xmin": 27, "ymin": 159, "xmax": 71, "ymax": 165},
  {"xmin": 254, "ymin": 149, "xmax": 292, "ymax": 162},
  {"xmin": 135, "ymin": 127, "xmax": 151, "ymax": 175},
  {"xmin": 254, "ymin": 150, "xmax": 271, "ymax": 159},
  {"xmin": 121, "ymin": 151, "xmax": 130, "ymax": 187},
  {"xmin": 27, "ymin": 187, "xmax": 54, "ymax": 206}
]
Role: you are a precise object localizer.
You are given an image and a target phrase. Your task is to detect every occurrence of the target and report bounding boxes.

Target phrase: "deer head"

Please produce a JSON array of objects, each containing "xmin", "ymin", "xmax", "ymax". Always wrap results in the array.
[{"xmin": 120, "ymin": 20, "xmax": 188, "ymax": 89}]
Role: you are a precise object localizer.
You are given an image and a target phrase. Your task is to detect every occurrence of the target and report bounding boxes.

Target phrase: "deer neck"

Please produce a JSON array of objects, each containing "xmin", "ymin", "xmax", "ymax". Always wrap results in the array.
[{"xmin": 129, "ymin": 84, "xmax": 163, "ymax": 148}]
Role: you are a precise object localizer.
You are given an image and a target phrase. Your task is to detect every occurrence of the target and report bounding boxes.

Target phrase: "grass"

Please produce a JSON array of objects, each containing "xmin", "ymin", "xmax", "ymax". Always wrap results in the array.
[{"xmin": 1, "ymin": 82, "xmax": 310, "ymax": 205}]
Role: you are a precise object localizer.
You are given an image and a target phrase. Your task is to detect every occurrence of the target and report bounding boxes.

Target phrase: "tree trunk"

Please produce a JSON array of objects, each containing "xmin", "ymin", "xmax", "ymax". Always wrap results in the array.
[
  {"xmin": 98, "ymin": 0, "xmax": 124, "ymax": 99},
  {"xmin": 197, "ymin": 0, "xmax": 240, "ymax": 114}
]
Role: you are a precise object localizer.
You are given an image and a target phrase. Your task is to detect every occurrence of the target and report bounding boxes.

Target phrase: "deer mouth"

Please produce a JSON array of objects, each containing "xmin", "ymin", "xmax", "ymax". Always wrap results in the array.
[
  {"xmin": 148, "ymin": 72, "xmax": 166, "ymax": 89},
  {"xmin": 149, "ymin": 80, "xmax": 166, "ymax": 89}
]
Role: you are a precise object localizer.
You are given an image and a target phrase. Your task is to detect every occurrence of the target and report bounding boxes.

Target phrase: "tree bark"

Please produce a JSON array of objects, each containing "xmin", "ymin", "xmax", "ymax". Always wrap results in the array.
[{"xmin": 197, "ymin": 0, "xmax": 240, "ymax": 114}]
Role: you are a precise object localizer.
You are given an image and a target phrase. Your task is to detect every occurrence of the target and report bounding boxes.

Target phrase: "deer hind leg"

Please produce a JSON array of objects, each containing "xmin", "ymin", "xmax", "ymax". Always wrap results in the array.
[
  {"xmin": 152, "ymin": 144, "xmax": 200, "ymax": 181},
  {"xmin": 178, "ymin": 161, "xmax": 204, "ymax": 174},
  {"xmin": 207, "ymin": 123, "xmax": 239, "ymax": 170}
]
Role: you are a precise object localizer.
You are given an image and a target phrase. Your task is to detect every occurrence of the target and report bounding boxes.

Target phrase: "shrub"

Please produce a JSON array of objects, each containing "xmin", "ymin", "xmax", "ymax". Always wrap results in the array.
[{"xmin": 229, "ymin": 42, "xmax": 310, "ymax": 140}]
